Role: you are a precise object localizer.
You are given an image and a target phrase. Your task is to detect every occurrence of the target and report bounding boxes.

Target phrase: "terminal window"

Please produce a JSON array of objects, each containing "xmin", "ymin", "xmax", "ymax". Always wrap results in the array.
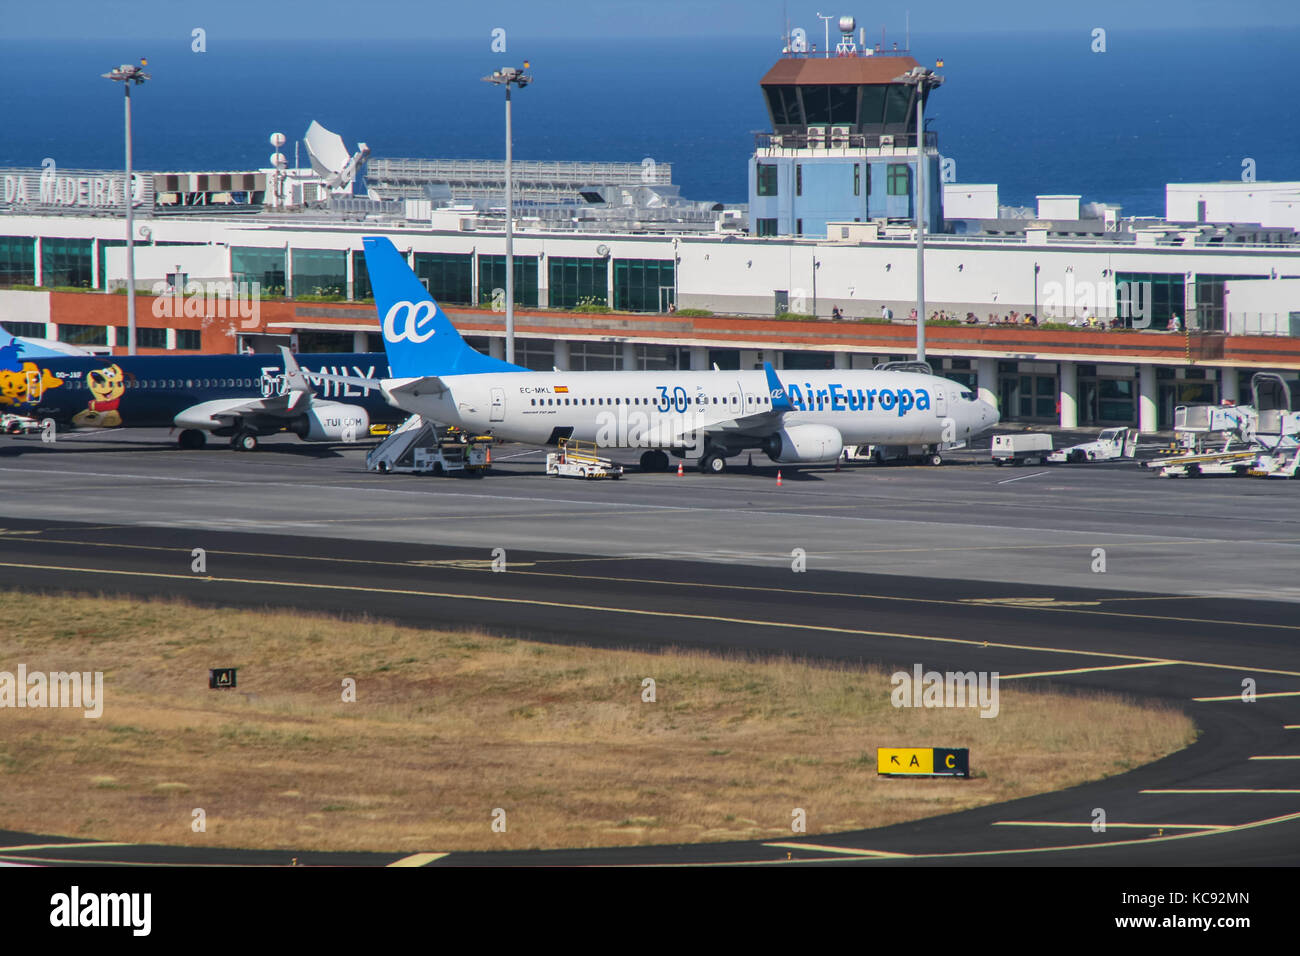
[
  {"xmin": 755, "ymin": 219, "xmax": 778, "ymax": 237},
  {"xmin": 41, "ymin": 237, "xmax": 94, "ymax": 288},
  {"xmin": 478, "ymin": 255, "xmax": 539, "ymax": 308},
  {"xmin": 57, "ymin": 324, "xmax": 107, "ymax": 346},
  {"xmin": 175, "ymin": 330, "xmax": 201, "ymax": 350},
  {"xmin": 135, "ymin": 327, "xmax": 167, "ymax": 349},
  {"xmin": 412, "ymin": 252, "xmax": 473, "ymax": 305},
  {"xmin": 0, "ymin": 236, "xmax": 36, "ymax": 285},
  {"xmin": 756, "ymin": 164, "xmax": 778, "ymax": 197},
  {"xmin": 1, "ymin": 321, "xmax": 45, "ymax": 339}
]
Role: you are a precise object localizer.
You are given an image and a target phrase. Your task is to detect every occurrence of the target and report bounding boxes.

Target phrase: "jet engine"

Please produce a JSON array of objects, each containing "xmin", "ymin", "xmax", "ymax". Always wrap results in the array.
[
  {"xmin": 290, "ymin": 402, "xmax": 370, "ymax": 442},
  {"xmin": 762, "ymin": 424, "xmax": 843, "ymax": 463}
]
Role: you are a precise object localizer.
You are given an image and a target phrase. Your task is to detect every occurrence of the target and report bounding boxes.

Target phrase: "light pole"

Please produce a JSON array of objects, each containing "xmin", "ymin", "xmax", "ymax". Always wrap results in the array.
[
  {"xmin": 103, "ymin": 59, "xmax": 150, "ymax": 356},
  {"xmin": 816, "ymin": 13, "xmax": 833, "ymax": 57},
  {"xmin": 893, "ymin": 65, "xmax": 943, "ymax": 364},
  {"xmin": 483, "ymin": 62, "xmax": 531, "ymax": 365}
]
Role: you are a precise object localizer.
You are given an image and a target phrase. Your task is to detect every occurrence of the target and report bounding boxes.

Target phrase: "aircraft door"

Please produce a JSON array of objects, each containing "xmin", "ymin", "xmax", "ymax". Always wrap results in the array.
[
  {"xmin": 933, "ymin": 384, "xmax": 947, "ymax": 417},
  {"xmin": 489, "ymin": 387, "xmax": 505, "ymax": 422},
  {"xmin": 24, "ymin": 368, "xmax": 44, "ymax": 402}
]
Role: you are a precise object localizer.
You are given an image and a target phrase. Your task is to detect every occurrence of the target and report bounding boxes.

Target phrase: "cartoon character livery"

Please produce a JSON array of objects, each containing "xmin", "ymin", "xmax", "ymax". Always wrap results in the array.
[
  {"xmin": 0, "ymin": 325, "xmax": 401, "ymax": 449},
  {"xmin": 312, "ymin": 236, "xmax": 999, "ymax": 472}
]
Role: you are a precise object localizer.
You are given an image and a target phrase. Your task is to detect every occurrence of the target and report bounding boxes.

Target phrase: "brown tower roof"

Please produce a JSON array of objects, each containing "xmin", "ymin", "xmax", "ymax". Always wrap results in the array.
[{"xmin": 760, "ymin": 56, "xmax": 921, "ymax": 86}]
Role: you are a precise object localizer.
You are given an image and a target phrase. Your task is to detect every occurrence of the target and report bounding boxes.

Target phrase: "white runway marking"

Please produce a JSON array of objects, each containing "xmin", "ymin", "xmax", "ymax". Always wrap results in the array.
[{"xmin": 996, "ymin": 471, "xmax": 1049, "ymax": 484}]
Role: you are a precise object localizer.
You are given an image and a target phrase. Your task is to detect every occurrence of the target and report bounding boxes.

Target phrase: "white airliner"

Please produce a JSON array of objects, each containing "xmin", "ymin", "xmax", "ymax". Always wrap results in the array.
[{"xmin": 319, "ymin": 237, "xmax": 999, "ymax": 473}]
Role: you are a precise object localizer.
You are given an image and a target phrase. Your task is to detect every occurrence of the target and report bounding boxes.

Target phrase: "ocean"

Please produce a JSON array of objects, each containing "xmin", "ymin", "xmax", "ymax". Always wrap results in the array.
[{"xmin": 1, "ymin": 28, "xmax": 1296, "ymax": 216}]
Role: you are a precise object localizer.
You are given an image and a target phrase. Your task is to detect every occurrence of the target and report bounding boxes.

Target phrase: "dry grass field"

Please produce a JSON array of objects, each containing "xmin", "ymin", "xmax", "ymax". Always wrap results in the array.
[{"xmin": 0, "ymin": 590, "xmax": 1196, "ymax": 853}]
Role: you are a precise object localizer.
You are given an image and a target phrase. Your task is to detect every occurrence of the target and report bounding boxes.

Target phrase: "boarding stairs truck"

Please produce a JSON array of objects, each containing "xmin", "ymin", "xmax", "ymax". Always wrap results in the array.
[
  {"xmin": 1246, "ymin": 373, "xmax": 1300, "ymax": 477},
  {"xmin": 1047, "ymin": 428, "xmax": 1138, "ymax": 463},
  {"xmin": 366, "ymin": 414, "xmax": 491, "ymax": 476},
  {"xmin": 546, "ymin": 438, "xmax": 623, "ymax": 480},
  {"xmin": 1145, "ymin": 402, "xmax": 1261, "ymax": 478}
]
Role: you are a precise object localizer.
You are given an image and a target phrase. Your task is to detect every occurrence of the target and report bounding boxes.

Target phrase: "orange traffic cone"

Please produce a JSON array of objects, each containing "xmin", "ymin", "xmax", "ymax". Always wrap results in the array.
[
  {"xmin": 676, "ymin": 461, "xmax": 684, "ymax": 476},
  {"xmin": 776, "ymin": 470, "xmax": 784, "ymax": 486},
  {"xmin": 485, "ymin": 445, "xmax": 492, "ymax": 464}
]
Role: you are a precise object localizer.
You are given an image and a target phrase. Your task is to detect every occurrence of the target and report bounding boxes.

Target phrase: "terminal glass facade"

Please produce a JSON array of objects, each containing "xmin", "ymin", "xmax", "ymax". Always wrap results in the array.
[
  {"xmin": 569, "ymin": 341, "xmax": 619, "ymax": 370},
  {"xmin": 1195, "ymin": 274, "xmax": 1267, "ymax": 332},
  {"xmin": 232, "ymin": 247, "xmax": 286, "ymax": 296},
  {"xmin": 1115, "ymin": 272, "xmax": 1185, "ymax": 328},
  {"xmin": 1076, "ymin": 365, "xmax": 1138, "ymax": 426},
  {"xmin": 515, "ymin": 339, "xmax": 554, "ymax": 372},
  {"xmin": 42, "ymin": 237, "xmax": 94, "ymax": 288},
  {"xmin": 297, "ymin": 330, "xmax": 355, "ymax": 352},
  {"xmin": 0, "ymin": 236, "xmax": 35, "ymax": 285},
  {"xmin": 95, "ymin": 239, "xmax": 125, "ymax": 290},
  {"xmin": 57, "ymin": 323, "xmax": 107, "ymax": 346},
  {"xmin": 613, "ymin": 259, "xmax": 674, "ymax": 312},
  {"xmin": 135, "ymin": 327, "xmax": 167, "ymax": 349},
  {"xmin": 548, "ymin": 257, "xmax": 607, "ymax": 310},
  {"xmin": 351, "ymin": 250, "xmax": 371, "ymax": 300},
  {"xmin": 478, "ymin": 255, "xmax": 539, "ymax": 308},
  {"xmin": 291, "ymin": 249, "xmax": 347, "ymax": 298},
  {"xmin": 412, "ymin": 252, "xmax": 472, "ymax": 305}
]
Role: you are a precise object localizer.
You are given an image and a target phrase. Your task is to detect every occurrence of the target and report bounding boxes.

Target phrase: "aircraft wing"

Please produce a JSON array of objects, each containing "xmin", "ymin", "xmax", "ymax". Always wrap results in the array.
[{"xmin": 305, "ymin": 369, "xmax": 449, "ymax": 400}]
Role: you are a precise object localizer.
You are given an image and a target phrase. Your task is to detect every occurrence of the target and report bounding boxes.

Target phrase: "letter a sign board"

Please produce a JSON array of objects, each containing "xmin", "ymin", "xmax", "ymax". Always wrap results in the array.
[{"xmin": 877, "ymin": 747, "xmax": 969, "ymax": 778}]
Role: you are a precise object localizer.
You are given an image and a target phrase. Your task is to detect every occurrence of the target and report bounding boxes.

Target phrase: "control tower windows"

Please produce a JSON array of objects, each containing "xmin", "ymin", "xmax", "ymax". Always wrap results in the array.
[
  {"xmin": 757, "ymin": 164, "xmax": 778, "ymax": 197},
  {"xmin": 764, "ymin": 86, "xmax": 802, "ymax": 126},
  {"xmin": 884, "ymin": 85, "xmax": 912, "ymax": 127}
]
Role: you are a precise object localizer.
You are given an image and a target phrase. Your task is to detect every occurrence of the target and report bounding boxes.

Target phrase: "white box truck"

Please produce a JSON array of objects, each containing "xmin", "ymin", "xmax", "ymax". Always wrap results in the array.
[{"xmin": 991, "ymin": 433, "xmax": 1053, "ymax": 466}]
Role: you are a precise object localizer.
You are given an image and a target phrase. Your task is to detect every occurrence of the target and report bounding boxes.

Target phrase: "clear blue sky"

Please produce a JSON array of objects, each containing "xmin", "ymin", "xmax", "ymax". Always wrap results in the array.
[{"xmin": 8, "ymin": 0, "xmax": 1299, "ymax": 40}]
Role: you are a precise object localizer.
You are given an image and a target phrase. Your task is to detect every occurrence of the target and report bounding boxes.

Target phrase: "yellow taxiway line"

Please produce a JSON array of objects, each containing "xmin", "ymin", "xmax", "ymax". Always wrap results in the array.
[
  {"xmin": 5, "ymin": 560, "xmax": 1300, "ymax": 680},
  {"xmin": 386, "ymin": 853, "xmax": 449, "ymax": 867}
]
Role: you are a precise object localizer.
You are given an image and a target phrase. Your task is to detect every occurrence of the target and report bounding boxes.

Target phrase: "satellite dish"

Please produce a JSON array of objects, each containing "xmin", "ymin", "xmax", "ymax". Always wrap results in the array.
[
  {"xmin": 270, "ymin": 132, "xmax": 286, "ymax": 148},
  {"xmin": 596, "ymin": 244, "xmax": 610, "ymax": 257},
  {"xmin": 270, "ymin": 153, "xmax": 287, "ymax": 169}
]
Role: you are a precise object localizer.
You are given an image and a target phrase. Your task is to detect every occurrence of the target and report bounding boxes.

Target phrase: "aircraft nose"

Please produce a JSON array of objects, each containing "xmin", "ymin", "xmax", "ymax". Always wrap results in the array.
[{"xmin": 981, "ymin": 400, "xmax": 1000, "ymax": 425}]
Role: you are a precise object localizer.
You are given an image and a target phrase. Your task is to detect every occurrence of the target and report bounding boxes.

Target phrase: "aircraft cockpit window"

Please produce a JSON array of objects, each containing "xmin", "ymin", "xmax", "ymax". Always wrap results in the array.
[{"xmin": 960, "ymin": 389, "xmax": 976, "ymax": 401}]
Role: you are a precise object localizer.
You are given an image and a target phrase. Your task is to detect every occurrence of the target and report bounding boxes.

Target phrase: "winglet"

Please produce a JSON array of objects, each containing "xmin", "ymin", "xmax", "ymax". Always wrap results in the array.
[
  {"xmin": 279, "ymin": 346, "xmax": 312, "ymax": 409},
  {"xmin": 764, "ymin": 361, "xmax": 793, "ymax": 412}
]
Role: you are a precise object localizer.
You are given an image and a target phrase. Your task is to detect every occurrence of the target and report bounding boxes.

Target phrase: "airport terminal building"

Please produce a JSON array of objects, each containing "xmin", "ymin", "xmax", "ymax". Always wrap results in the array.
[{"xmin": 3, "ymin": 35, "xmax": 1299, "ymax": 434}]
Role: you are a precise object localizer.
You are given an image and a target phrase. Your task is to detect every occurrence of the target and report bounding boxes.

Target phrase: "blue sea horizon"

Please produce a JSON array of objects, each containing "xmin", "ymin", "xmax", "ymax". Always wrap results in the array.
[{"xmin": 1, "ymin": 28, "xmax": 1296, "ymax": 217}]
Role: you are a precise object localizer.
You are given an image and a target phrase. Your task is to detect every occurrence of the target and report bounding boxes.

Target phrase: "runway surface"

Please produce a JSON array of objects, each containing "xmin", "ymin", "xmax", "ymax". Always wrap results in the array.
[
  {"xmin": 0, "ymin": 430, "xmax": 1297, "ymax": 865},
  {"xmin": 2, "ymin": 428, "xmax": 1299, "ymax": 602}
]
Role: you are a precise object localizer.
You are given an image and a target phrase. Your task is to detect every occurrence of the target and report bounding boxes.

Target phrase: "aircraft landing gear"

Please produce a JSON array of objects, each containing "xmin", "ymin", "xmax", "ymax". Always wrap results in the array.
[
  {"xmin": 178, "ymin": 429, "xmax": 207, "ymax": 450},
  {"xmin": 698, "ymin": 453, "xmax": 727, "ymax": 474},
  {"xmin": 231, "ymin": 429, "xmax": 258, "ymax": 452}
]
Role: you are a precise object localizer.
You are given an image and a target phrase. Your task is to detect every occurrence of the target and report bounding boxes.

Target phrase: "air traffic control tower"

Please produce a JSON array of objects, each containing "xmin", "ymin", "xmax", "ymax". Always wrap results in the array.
[{"xmin": 749, "ymin": 16, "xmax": 943, "ymax": 238}]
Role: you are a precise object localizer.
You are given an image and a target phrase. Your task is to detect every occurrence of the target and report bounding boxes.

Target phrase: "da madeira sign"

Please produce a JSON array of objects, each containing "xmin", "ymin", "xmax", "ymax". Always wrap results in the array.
[{"xmin": 1, "ymin": 162, "xmax": 152, "ymax": 210}]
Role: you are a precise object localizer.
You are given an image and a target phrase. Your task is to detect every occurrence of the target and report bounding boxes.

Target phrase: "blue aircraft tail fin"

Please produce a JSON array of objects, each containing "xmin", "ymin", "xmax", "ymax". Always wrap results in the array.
[
  {"xmin": 763, "ymin": 361, "xmax": 794, "ymax": 413},
  {"xmin": 363, "ymin": 236, "xmax": 525, "ymax": 378},
  {"xmin": 0, "ymin": 325, "xmax": 65, "ymax": 370}
]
